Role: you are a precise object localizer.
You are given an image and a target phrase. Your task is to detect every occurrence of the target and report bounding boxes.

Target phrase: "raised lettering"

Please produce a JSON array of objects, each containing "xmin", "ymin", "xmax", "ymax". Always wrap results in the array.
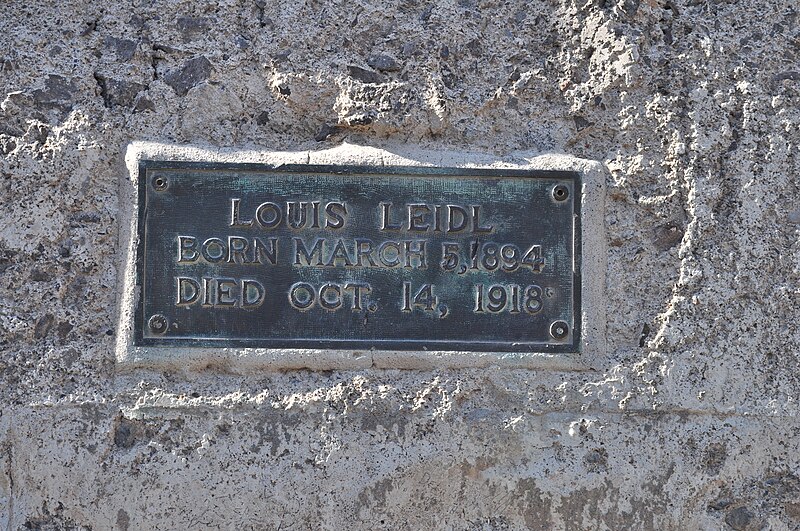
[
  {"xmin": 355, "ymin": 239, "xmax": 378, "ymax": 267},
  {"xmin": 289, "ymin": 282, "xmax": 315, "ymax": 310},
  {"xmin": 287, "ymin": 201, "xmax": 309, "ymax": 229},
  {"xmin": 325, "ymin": 238, "xmax": 354, "ymax": 267},
  {"xmin": 325, "ymin": 201, "xmax": 347, "ymax": 229},
  {"xmin": 471, "ymin": 205, "xmax": 493, "ymax": 233},
  {"xmin": 227, "ymin": 236, "xmax": 251, "ymax": 264},
  {"xmin": 201, "ymin": 238, "xmax": 226, "ymax": 263},
  {"xmin": 294, "ymin": 237, "xmax": 325, "ymax": 266},
  {"xmin": 311, "ymin": 201, "xmax": 321, "ymax": 228},
  {"xmin": 202, "ymin": 277, "xmax": 212, "ymax": 306},
  {"xmin": 255, "ymin": 202, "xmax": 282, "ymax": 228},
  {"xmin": 253, "ymin": 237, "xmax": 278, "ymax": 265},
  {"xmin": 216, "ymin": 278, "xmax": 238, "ymax": 307},
  {"xmin": 378, "ymin": 240, "xmax": 402, "ymax": 267},
  {"xmin": 447, "ymin": 205, "xmax": 468, "ymax": 233},
  {"xmin": 230, "ymin": 198, "xmax": 253, "ymax": 227},
  {"xmin": 345, "ymin": 282, "xmax": 371, "ymax": 311},
  {"xmin": 177, "ymin": 236, "xmax": 199, "ymax": 262},
  {"xmin": 176, "ymin": 277, "xmax": 200, "ymax": 306},
  {"xmin": 319, "ymin": 283, "xmax": 342, "ymax": 310},
  {"xmin": 404, "ymin": 240, "xmax": 427, "ymax": 269},
  {"xmin": 380, "ymin": 202, "xmax": 401, "ymax": 231},
  {"xmin": 241, "ymin": 279, "xmax": 265, "ymax": 308},
  {"xmin": 408, "ymin": 204, "xmax": 431, "ymax": 232}
]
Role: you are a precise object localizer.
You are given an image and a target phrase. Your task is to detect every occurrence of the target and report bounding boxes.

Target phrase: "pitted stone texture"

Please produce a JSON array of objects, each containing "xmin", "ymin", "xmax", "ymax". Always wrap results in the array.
[
  {"xmin": 0, "ymin": 0, "xmax": 798, "ymax": 527},
  {"xmin": 7, "ymin": 400, "xmax": 800, "ymax": 529}
]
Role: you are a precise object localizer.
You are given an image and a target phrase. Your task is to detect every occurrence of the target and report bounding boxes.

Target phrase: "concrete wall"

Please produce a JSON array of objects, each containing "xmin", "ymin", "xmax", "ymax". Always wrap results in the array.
[{"xmin": 1, "ymin": 0, "xmax": 799, "ymax": 528}]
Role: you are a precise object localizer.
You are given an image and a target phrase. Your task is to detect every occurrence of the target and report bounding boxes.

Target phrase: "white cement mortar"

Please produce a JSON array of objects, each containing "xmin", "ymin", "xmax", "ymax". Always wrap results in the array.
[{"xmin": 117, "ymin": 142, "xmax": 606, "ymax": 371}]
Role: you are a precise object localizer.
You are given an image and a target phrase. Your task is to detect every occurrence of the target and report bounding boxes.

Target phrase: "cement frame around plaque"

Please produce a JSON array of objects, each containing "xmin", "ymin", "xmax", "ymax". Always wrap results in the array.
[{"xmin": 116, "ymin": 142, "xmax": 607, "ymax": 371}]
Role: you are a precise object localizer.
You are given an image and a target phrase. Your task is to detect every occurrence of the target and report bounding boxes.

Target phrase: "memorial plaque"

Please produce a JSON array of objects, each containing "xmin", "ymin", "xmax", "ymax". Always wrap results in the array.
[{"xmin": 135, "ymin": 162, "xmax": 581, "ymax": 352}]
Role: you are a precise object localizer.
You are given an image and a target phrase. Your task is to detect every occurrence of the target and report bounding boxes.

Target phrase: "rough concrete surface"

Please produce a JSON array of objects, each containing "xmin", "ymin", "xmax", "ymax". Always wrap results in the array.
[{"xmin": 0, "ymin": 0, "xmax": 798, "ymax": 529}]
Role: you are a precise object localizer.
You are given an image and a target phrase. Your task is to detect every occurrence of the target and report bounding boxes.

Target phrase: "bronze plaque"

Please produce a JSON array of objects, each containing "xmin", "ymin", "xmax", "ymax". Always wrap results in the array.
[{"xmin": 135, "ymin": 162, "xmax": 580, "ymax": 352}]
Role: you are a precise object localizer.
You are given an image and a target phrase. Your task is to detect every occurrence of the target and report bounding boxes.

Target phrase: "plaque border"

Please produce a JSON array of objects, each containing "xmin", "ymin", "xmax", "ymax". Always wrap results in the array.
[
  {"xmin": 134, "ymin": 161, "xmax": 581, "ymax": 353},
  {"xmin": 116, "ymin": 143, "xmax": 606, "ymax": 371}
]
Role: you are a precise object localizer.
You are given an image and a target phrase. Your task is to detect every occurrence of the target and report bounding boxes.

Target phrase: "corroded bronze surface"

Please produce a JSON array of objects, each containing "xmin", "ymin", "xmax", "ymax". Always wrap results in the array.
[{"xmin": 135, "ymin": 162, "xmax": 580, "ymax": 352}]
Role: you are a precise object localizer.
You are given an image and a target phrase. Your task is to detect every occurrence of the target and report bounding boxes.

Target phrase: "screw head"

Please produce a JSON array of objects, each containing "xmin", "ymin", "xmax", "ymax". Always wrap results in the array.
[
  {"xmin": 148, "ymin": 314, "xmax": 168, "ymax": 334},
  {"xmin": 550, "ymin": 320, "xmax": 569, "ymax": 340},
  {"xmin": 152, "ymin": 175, "xmax": 168, "ymax": 191},
  {"xmin": 552, "ymin": 184, "xmax": 569, "ymax": 202}
]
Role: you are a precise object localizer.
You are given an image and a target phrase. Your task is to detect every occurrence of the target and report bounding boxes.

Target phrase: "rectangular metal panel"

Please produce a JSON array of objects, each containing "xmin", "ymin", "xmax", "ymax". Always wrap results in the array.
[{"xmin": 135, "ymin": 162, "xmax": 581, "ymax": 352}]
